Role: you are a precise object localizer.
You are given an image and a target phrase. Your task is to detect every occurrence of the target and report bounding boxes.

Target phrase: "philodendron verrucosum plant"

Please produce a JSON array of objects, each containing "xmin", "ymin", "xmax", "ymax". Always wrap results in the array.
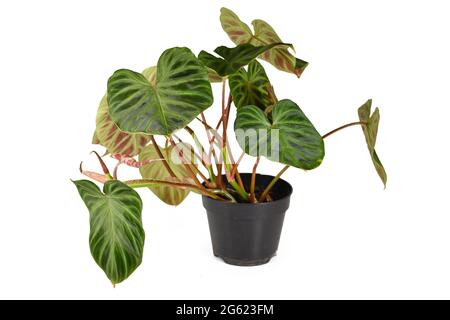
[{"xmin": 73, "ymin": 7, "xmax": 387, "ymax": 285}]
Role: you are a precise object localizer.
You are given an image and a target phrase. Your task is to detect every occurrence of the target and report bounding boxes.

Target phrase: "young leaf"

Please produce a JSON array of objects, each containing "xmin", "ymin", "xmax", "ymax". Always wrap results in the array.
[
  {"xmin": 358, "ymin": 100, "xmax": 387, "ymax": 187},
  {"xmin": 220, "ymin": 7, "xmax": 308, "ymax": 77},
  {"xmin": 72, "ymin": 180, "xmax": 145, "ymax": 285},
  {"xmin": 107, "ymin": 47, "xmax": 213, "ymax": 135},
  {"xmin": 138, "ymin": 143, "xmax": 195, "ymax": 205},
  {"xmin": 229, "ymin": 60, "xmax": 275, "ymax": 110},
  {"xmin": 234, "ymin": 99, "xmax": 324, "ymax": 170},
  {"xmin": 198, "ymin": 43, "xmax": 288, "ymax": 77}
]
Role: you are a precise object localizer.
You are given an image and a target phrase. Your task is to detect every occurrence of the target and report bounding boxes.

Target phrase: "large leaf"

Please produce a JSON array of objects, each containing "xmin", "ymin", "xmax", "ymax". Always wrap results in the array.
[
  {"xmin": 73, "ymin": 180, "xmax": 145, "ymax": 285},
  {"xmin": 234, "ymin": 99, "xmax": 324, "ymax": 170},
  {"xmin": 139, "ymin": 143, "xmax": 194, "ymax": 205},
  {"xmin": 94, "ymin": 96, "xmax": 151, "ymax": 156},
  {"xmin": 229, "ymin": 60, "xmax": 275, "ymax": 110},
  {"xmin": 107, "ymin": 47, "xmax": 213, "ymax": 135},
  {"xmin": 220, "ymin": 7, "xmax": 308, "ymax": 77},
  {"xmin": 198, "ymin": 43, "xmax": 287, "ymax": 77},
  {"xmin": 92, "ymin": 67, "xmax": 156, "ymax": 155},
  {"xmin": 358, "ymin": 100, "xmax": 387, "ymax": 187}
]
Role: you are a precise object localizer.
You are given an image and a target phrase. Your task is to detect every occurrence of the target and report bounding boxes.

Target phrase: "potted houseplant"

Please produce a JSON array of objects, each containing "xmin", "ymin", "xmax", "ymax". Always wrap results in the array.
[{"xmin": 73, "ymin": 7, "xmax": 387, "ymax": 285}]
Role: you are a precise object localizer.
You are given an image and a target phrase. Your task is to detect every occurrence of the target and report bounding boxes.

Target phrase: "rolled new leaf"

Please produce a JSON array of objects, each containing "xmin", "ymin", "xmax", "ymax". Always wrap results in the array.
[
  {"xmin": 220, "ymin": 7, "xmax": 308, "ymax": 77},
  {"xmin": 198, "ymin": 43, "xmax": 288, "ymax": 77},
  {"xmin": 229, "ymin": 60, "xmax": 275, "ymax": 110},
  {"xmin": 234, "ymin": 99, "xmax": 324, "ymax": 170},
  {"xmin": 358, "ymin": 100, "xmax": 387, "ymax": 187},
  {"xmin": 73, "ymin": 180, "xmax": 145, "ymax": 285},
  {"xmin": 107, "ymin": 47, "xmax": 213, "ymax": 135}
]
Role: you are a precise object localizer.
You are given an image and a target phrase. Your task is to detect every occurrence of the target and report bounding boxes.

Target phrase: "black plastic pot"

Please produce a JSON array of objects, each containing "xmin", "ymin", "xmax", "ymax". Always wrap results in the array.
[{"xmin": 202, "ymin": 173, "xmax": 293, "ymax": 266}]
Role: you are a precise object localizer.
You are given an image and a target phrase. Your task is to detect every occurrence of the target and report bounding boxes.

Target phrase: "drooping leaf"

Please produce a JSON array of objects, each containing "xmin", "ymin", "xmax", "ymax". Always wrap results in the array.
[
  {"xmin": 234, "ymin": 99, "xmax": 324, "ymax": 170},
  {"xmin": 198, "ymin": 43, "xmax": 288, "ymax": 77},
  {"xmin": 139, "ymin": 143, "xmax": 195, "ymax": 205},
  {"xmin": 220, "ymin": 7, "xmax": 308, "ymax": 77},
  {"xmin": 72, "ymin": 180, "xmax": 145, "ymax": 285},
  {"xmin": 229, "ymin": 60, "xmax": 275, "ymax": 110},
  {"xmin": 107, "ymin": 47, "xmax": 213, "ymax": 135},
  {"xmin": 95, "ymin": 96, "xmax": 151, "ymax": 156},
  {"xmin": 358, "ymin": 100, "xmax": 387, "ymax": 187}
]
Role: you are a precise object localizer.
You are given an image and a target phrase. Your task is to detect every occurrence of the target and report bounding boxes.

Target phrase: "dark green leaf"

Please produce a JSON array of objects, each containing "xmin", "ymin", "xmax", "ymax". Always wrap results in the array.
[
  {"xmin": 198, "ymin": 43, "xmax": 288, "ymax": 77},
  {"xmin": 229, "ymin": 60, "xmax": 275, "ymax": 110},
  {"xmin": 107, "ymin": 47, "xmax": 213, "ymax": 135},
  {"xmin": 73, "ymin": 180, "xmax": 145, "ymax": 285},
  {"xmin": 234, "ymin": 99, "xmax": 324, "ymax": 169},
  {"xmin": 358, "ymin": 100, "xmax": 387, "ymax": 187}
]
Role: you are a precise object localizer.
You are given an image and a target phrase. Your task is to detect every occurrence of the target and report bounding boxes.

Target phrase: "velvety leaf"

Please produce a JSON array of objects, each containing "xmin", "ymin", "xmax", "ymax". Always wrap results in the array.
[
  {"xmin": 95, "ymin": 96, "xmax": 151, "ymax": 156},
  {"xmin": 198, "ymin": 43, "xmax": 287, "ymax": 77},
  {"xmin": 220, "ymin": 7, "xmax": 308, "ymax": 77},
  {"xmin": 220, "ymin": 7, "xmax": 253, "ymax": 44},
  {"xmin": 73, "ymin": 180, "xmax": 145, "ymax": 285},
  {"xmin": 234, "ymin": 99, "xmax": 324, "ymax": 169},
  {"xmin": 229, "ymin": 60, "xmax": 275, "ymax": 110},
  {"xmin": 358, "ymin": 100, "xmax": 387, "ymax": 187},
  {"xmin": 107, "ymin": 47, "xmax": 213, "ymax": 135},
  {"xmin": 139, "ymin": 143, "xmax": 194, "ymax": 205},
  {"xmin": 92, "ymin": 131, "xmax": 100, "ymax": 144}
]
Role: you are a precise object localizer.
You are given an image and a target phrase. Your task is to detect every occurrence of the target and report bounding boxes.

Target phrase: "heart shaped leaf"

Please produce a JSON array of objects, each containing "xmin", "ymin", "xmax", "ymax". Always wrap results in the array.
[
  {"xmin": 358, "ymin": 99, "xmax": 387, "ymax": 187},
  {"xmin": 107, "ymin": 47, "xmax": 213, "ymax": 135},
  {"xmin": 229, "ymin": 60, "xmax": 275, "ymax": 110},
  {"xmin": 220, "ymin": 7, "xmax": 308, "ymax": 77},
  {"xmin": 198, "ymin": 43, "xmax": 287, "ymax": 77},
  {"xmin": 94, "ymin": 95, "xmax": 151, "ymax": 156},
  {"xmin": 234, "ymin": 99, "xmax": 324, "ymax": 170},
  {"xmin": 138, "ymin": 143, "xmax": 195, "ymax": 205},
  {"xmin": 73, "ymin": 180, "xmax": 145, "ymax": 285}
]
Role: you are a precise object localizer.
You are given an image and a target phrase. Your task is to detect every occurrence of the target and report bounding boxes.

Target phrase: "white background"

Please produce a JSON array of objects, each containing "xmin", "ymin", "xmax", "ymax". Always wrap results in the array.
[{"xmin": 0, "ymin": 0, "xmax": 449, "ymax": 299}]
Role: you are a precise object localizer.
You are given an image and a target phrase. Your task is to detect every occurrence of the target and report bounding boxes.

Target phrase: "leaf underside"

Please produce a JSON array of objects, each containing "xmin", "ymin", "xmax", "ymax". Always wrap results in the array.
[
  {"xmin": 220, "ymin": 7, "xmax": 308, "ymax": 77},
  {"xmin": 139, "ymin": 143, "xmax": 195, "ymax": 205},
  {"xmin": 358, "ymin": 99, "xmax": 387, "ymax": 187}
]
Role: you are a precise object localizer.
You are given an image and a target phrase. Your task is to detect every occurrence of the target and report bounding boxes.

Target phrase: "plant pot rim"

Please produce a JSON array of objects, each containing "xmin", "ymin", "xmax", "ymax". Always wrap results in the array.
[{"xmin": 203, "ymin": 173, "xmax": 293, "ymax": 207}]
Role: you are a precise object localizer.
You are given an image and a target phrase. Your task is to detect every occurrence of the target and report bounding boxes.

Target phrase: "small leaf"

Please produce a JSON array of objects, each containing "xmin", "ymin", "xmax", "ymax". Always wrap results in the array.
[
  {"xmin": 229, "ymin": 60, "xmax": 275, "ymax": 110},
  {"xmin": 73, "ymin": 180, "xmax": 145, "ymax": 285},
  {"xmin": 220, "ymin": 7, "xmax": 308, "ymax": 77},
  {"xmin": 198, "ymin": 43, "xmax": 287, "ymax": 77},
  {"xmin": 107, "ymin": 47, "xmax": 213, "ymax": 135},
  {"xmin": 358, "ymin": 100, "xmax": 387, "ymax": 187},
  {"xmin": 139, "ymin": 143, "xmax": 194, "ymax": 205},
  {"xmin": 234, "ymin": 99, "xmax": 324, "ymax": 170}
]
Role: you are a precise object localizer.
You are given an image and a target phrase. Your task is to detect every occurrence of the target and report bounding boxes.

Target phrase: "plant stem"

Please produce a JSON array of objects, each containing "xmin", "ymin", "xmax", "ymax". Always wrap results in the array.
[
  {"xmin": 322, "ymin": 121, "xmax": 368, "ymax": 139},
  {"xmin": 259, "ymin": 165, "xmax": 290, "ymax": 202},
  {"xmin": 150, "ymin": 135, "xmax": 177, "ymax": 178},
  {"xmin": 168, "ymin": 137, "xmax": 209, "ymax": 190},
  {"xmin": 125, "ymin": 179, "xmax": 223, "ymax": 200},
  {"xmin": 249, "ymin": 157, "xmax": 260, "ymax": 203}
]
